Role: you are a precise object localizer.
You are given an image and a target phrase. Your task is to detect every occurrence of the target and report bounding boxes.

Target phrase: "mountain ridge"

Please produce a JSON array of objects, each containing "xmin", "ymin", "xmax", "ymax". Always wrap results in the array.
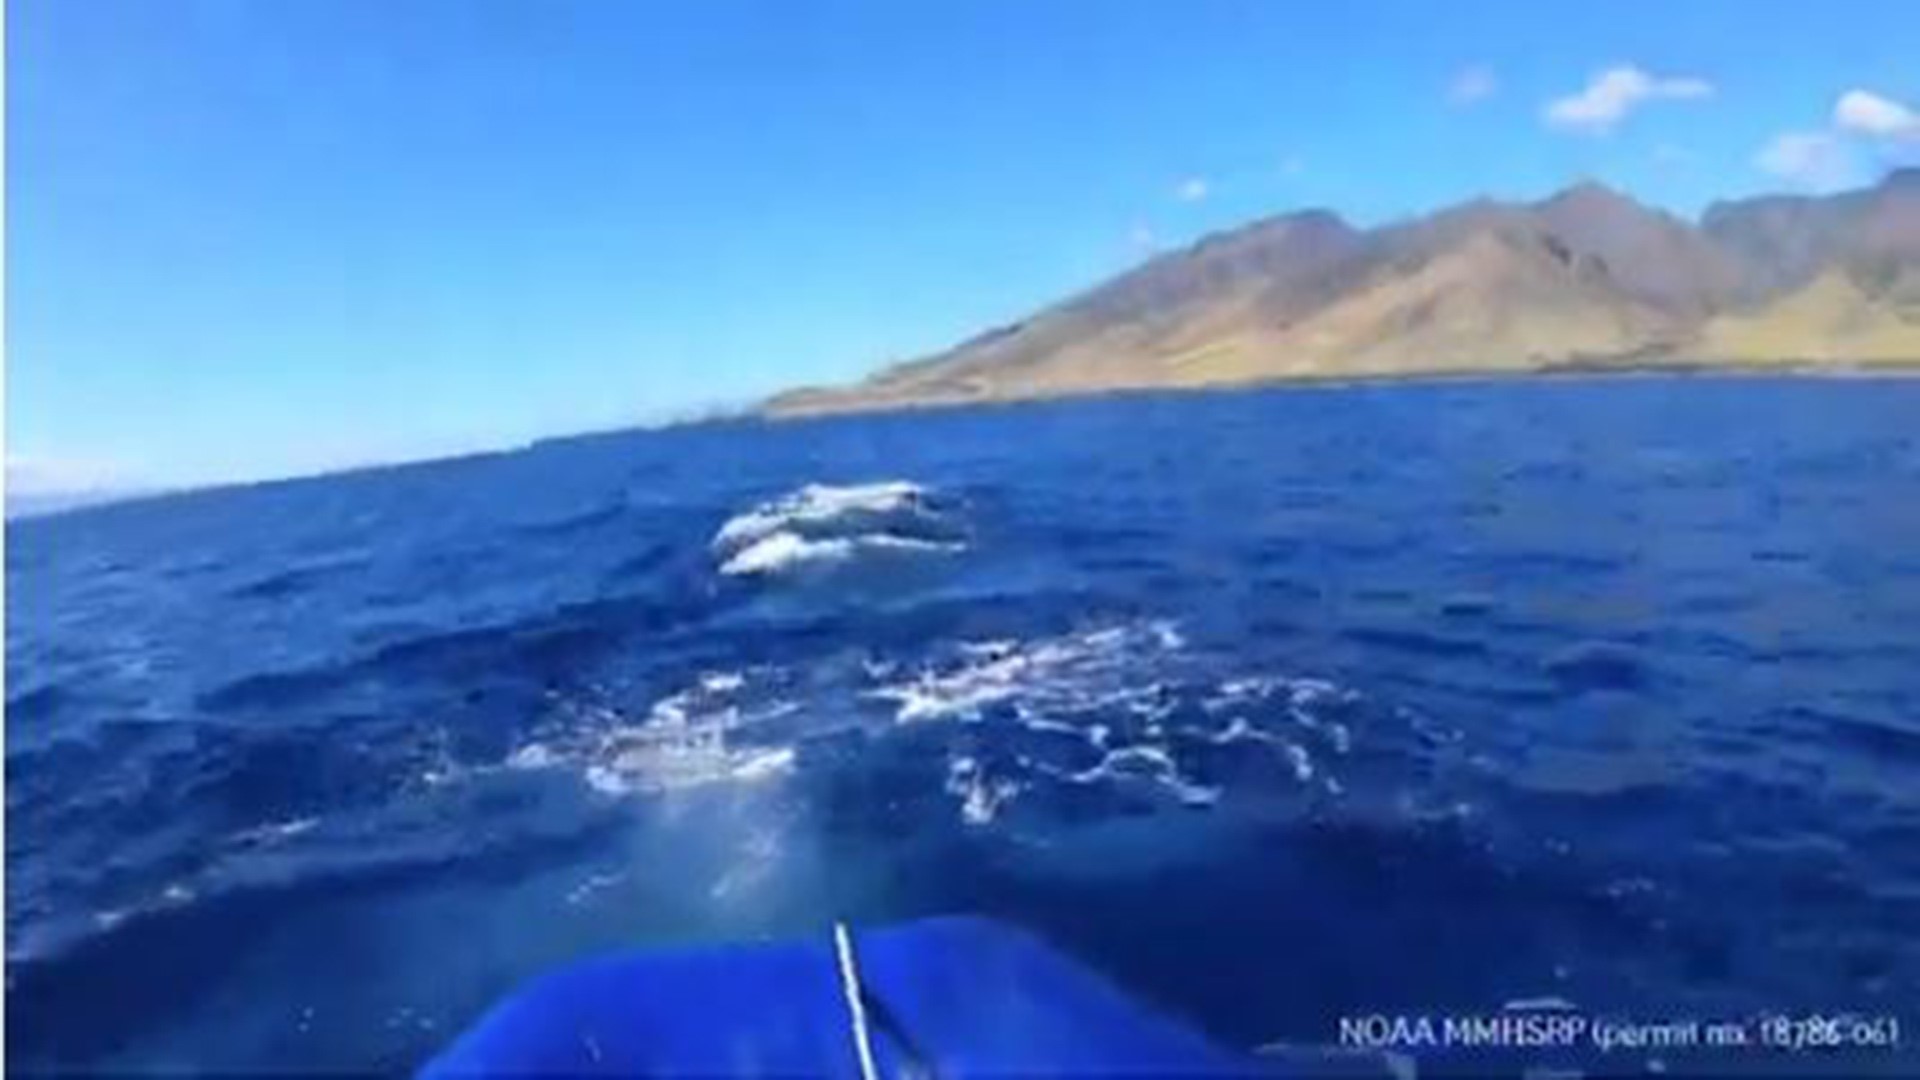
[{"xmin": 766, "ymin": 171, "xmax": 1920, "ymax": 417}]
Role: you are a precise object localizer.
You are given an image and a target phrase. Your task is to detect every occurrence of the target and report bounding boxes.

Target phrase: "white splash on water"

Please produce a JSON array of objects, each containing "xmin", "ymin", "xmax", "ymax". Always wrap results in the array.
[
  {"xmin": 498, "ymin": 608, "xmax": 1369, "ymax": 829},
  {"xmin": 719, "ymin": 531, "xmax": 961, "ymax": 577},
  {"xmin": 712, "ymin": 481, "xmax": 930, "ymax": 551},
  {"xmin": 230, "ymin": 816, "xmax": 321, "ymax": 846},
  {"xmin": 1282, "ymin": 741, "xmax": 1315, "ymax": 783},
  {"xmin": 946, "ymin": 755, "xmax": 1026, "ymax": 826},
  {"xmin": 514, "ymin": 669, "xmax": 801, "ymax": 796},
  {"xmin": 1062, "ymin": 744, "xmax": 1220, "ymax": 807},
  {"xmin": 868, "ymin": 620, "xmax": 1185, "ymax": 724},
  {"xmin": 505, "ymin": 743, "xmax": 559, "ymax": 770},
  {"xmin": 565, "ymin": 869, "xmax": 628, "ymax": 907},
  {"xmin": 711, "ymin": 480, "xmax": 966, "ymax": 577},
  {"xmin": 861, "ymin": 619, "xmax": 1370, "ymax": 822}
]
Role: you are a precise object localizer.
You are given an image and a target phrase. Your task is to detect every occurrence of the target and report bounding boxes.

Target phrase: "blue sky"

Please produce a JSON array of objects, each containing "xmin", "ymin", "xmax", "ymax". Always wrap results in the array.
[{"xmin": 9, "ymin": 0, "xmax": 1919, "ymax": 489}]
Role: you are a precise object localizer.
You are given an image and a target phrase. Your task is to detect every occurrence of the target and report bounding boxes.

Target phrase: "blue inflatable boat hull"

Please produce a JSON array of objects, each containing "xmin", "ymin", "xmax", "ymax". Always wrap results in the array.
[{"xmin": 422, "ymin": 916, "xmax": 1270, "ymax": 1077}]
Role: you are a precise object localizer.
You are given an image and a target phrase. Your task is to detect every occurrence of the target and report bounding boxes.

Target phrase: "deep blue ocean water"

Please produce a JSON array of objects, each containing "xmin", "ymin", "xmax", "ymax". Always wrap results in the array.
[{"xmin": 8, "ymin": 376, "xmax": 1920, "ymax": 1076}]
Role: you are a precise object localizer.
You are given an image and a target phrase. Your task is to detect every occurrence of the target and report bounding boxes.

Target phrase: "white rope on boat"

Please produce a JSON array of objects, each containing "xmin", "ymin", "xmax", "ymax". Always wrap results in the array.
[{"xmin": 833, "ymin": 921, "xmax": 880, "ymax": 1080}]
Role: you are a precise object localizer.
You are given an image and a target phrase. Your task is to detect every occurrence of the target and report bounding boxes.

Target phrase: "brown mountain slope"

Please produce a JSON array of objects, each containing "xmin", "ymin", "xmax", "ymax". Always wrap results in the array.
[
  {"xmin": 1531, "ymin": 183, "xmax": 1748, "ymax": 316},
  {"xmin": 766, "ymin": 172, "xmax": 1920, "ymax": 417},
  {"xmin": 1236, "ymin": 225, "xmax": 1686, "ymax": 378},
  {"xmin": 1693, "ymin": 265, "xmax": 1920, "ymax": 364},
  {"xmin": 1703, "ymin": 168, "xmax": 1920, "ymax": 298},
  {"xmin": 777, "ymin": 210, "xmax": 1375, "ymax": 412}
]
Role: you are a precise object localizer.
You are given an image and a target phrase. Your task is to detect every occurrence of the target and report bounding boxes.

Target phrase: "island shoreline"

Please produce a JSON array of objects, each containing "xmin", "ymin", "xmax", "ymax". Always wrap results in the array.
[{"xmin": 759, "ymin": 359, "xmax": 1920, "ymax": 423}]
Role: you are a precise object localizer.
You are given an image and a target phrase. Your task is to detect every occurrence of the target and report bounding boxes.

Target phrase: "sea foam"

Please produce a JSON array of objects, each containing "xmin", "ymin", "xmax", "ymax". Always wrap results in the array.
[{"xmin": 712, "ymin": 480, "xmax": 965, "ymax": 576}]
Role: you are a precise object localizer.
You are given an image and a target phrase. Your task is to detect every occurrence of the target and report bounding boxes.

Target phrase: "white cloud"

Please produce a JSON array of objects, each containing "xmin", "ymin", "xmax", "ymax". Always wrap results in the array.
[
  {"xmin": 1833, "ymin": 89, "xmax": 1920, "ymax": 140},
  {"xmin": 1753, "ymin": 88, "xmax": 1919, "ymax": 191},
  {"xmin": 1278, "ymin": 154, "xmax": 1306, "ymax": 178},
  {"xmin": 1128, "ymin": 221, "xmax": 1159, "ymax": 257},
  {"xmin": 1544, "ymin": 65, "xmax": 1714, "ymax": 134},
  {"xmin": 1447, "ymin": 65, "xmax": 1498, "ymax": 106},
  {"xmin": 1174, "ymin": 176, "xmax": 1210, "ymax": 202},
  {"xmin": 1755, "ymin": 130, "xmax": 1861, "ymax": 191}
]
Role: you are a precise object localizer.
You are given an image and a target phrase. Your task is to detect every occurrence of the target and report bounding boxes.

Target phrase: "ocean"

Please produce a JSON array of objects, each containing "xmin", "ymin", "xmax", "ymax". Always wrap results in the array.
[{"xmin": 7, "ymin": 376, "xmax": 1919, "ymax": 1075}]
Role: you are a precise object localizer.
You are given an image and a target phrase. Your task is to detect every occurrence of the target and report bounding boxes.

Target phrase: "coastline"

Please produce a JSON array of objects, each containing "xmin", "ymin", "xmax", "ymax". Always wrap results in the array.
[
  {"xmin": 16, "ymin": 363, "xmax": 1918, "ymax": 528},
  {"xmin": 758, "ymin": 358, "xmax": 1920, "ymax": 422}
]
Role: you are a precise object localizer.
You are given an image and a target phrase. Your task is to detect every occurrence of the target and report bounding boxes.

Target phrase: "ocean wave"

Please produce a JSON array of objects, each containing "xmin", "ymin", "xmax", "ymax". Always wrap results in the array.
[
  {"xmin": 225, "ymin": 552, "xmax": 371, "ymax": 601},
  {"xmin": 90, "ymin": 881, "xmax": 198, "ymax": 934},
  {"xmin": 11, "ymin": 771, "xmax": 614, "ymax": 973},
  {"xmin": 585, "ymin": 743, "xmax": 795, "ymax": 795},
  {"xmin": 868, "ymin": 620, "xmax": 1185, "ymax": 724},
  {"xmin": 711, "ymin": 480, "xmax": 967, "ymax": 576},
  {"xmin": 712, "ymin": 480, "xmax": 931, "ymax": 549},
  {"xmin": 717, "ymin": 530, "xmax": 962, "ymax": 577},
  {"xmin": 1058, "ymin": 744, "xmax": 1220, "ymax": 807},
  {"xmin": 564, "ymin": 869, "xmax": 628, "ymax": 907},
  {"xmin": 861, "ymin": 621, "xmax": 1369, "ymax": 824},
  {"xmin": 229, "ymin": 817, "xmax": 321, "ymax": 846},
  {"xmin": 1543, "ymin": 641, "xmax": 1652, "ymax": 693},
  {"xmin": 946, "ymin": 755, "xmax": 1025, "ymax": 825},
  {"xmin": 468, "ymin": 617, "xmax": 1367, "ymax": 828},
  {"xmin": 511, "ymin": 670, "xmax": 801, "ymax": 796}
]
